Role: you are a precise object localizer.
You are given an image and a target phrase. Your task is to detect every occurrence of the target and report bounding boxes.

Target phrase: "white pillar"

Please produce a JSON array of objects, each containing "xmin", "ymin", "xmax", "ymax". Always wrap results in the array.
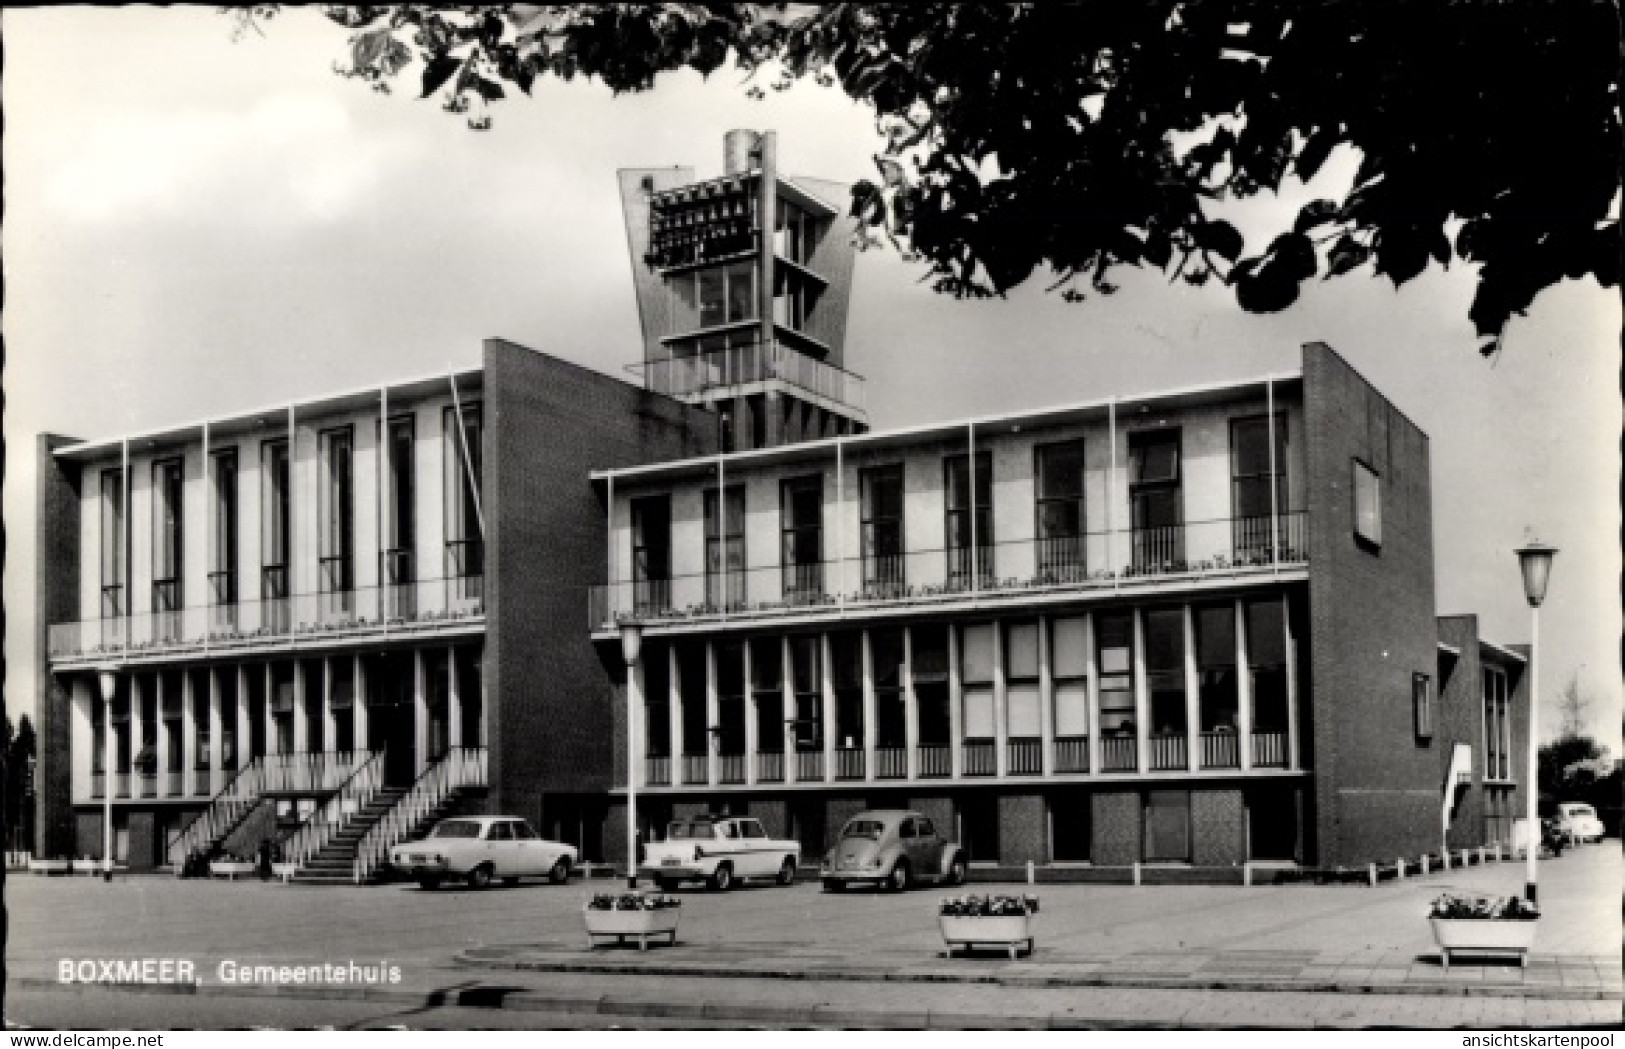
[
  {"xmin": 352, "ymin": 657, "xmax": 370, "ymax": 756},
  {"xmin": 704, "ymin": 641, "xmax": 719, "ymax": 787},
  {"xmin": 993, "ymin": 623, "xmax": 1008, "ymax": 777},
  {"xmin": 235, "ymin": 665, "xmax": 251, "ymax": 766},
  {"xmin": 208, "ymin": 667, "xmax": 224, "ymax": 793},
  {"xmin": 291, "ymin": 662, "xmax": 309, "ymax": 755},
  {"xmin": 860, "ymin": 629, "xmax": 877, "ymax": 782},
  {"xmin": 448, "ymin": 646, "xmax": 464, "ymax": 750},
  {"xmin": 1085, "ymin": 613, "xmax": 1101, "ymax": 776},
  {"xmin": 181, "ymin": 672, "xmax": 199, "ymax": 794},
  {"xmin": 743, "ymin": 641, "xmax": 758, "ymax": 786},
  {"xmin": 1184, "ymin": 605, "xmax": 1201, "ymax": 772},
  {"xmin": 1236, "ymin": 598, "xmax": 1253, "ymax": 772},
  {"xmin": 948, "ymin": 625, "xmax": 963, "ymax": 779},
  {"xmin": 903, "ymin": 627, "xmax": 919, "ymax": 780},
  {"xmin": 262, "ymin": 664, "xmax": 276, "ymax": 758},
  {"xmin": 1283, "ymin": 593, "xmax": 1300, "ymax": 771},
  {"xmin": 1132, "ymin": 610, "xmax": 1149, "ymax": 774},
  {"xmin": 782, "ymin": 635, "xmax": 798, "ymax": 784},
  {"xmin": 321, "ymin": 657, "xmax": 338, "ymax": 754},
  {"xmin": 668, "ymin": 645, "xmax": 684, "ymax": 781},
  {"xmin": 129, "ymin": 676, "xmax": 146, "ymax": 795},
  {"xmin": 412, "ymin": 649, "xmax": 428, "ymax": 776},
  {"xmin": 819, "ymin": 633, "xmax": 836, "ymax": 783},
  {"xmin": 1037, "ymin": 616, "xmax": 1054, "ymax": 776},
  {"xmin": 72, "ymin": 678, "xmax": 93, "ymax": 802}
]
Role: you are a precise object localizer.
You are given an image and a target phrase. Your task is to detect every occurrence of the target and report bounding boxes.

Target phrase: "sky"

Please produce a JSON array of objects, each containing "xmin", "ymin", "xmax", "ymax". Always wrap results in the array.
[{"xmin": 4, "ymin": 7, "xmax": 1619, "ymax": 753}]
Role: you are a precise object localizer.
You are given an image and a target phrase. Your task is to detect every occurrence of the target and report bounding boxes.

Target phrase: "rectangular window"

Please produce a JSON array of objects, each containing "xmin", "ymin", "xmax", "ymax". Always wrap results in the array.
[
  {"xmin": 152, "ymin": 457, "xmax": 184, "ymax": 615},
  {"xmin": 830, "ymin": 632, "xmax": 864, "ymax": 750},
  {"xmin": 318, "ymin": 427, "xmax": 355, "ymax": 603},
  {"xmin": 444, "ymin": 404, "xmax": 483, "ymax": 585},
  {"xmin": 382, "ymin": 415, "xmax": 415, "ymax": 585},
  {"xmin": 1005, "ymin": 621, "xmax": 1041, "ymax": 739},
  {"xmin": 1353, "ymin": 459, "xmax": 1381, "ymax": 547},
  {"xmin": 703, "ymin": 486, "xmax": 745, "ymax": 610},
  {"xmin": 1051, "ymin": 616, "xmax": 1089, "ymax": 739},
  {"xmin": 1130, "ymin": 430, "xmax": 1182, "ymax": 571},
  {"xmin": 1195, "ymin": 604, "xmax": 1239, "ymax": 771},
  {"xmin": 698, "ymin": 267, "xmax": 726, "ymax": 328},
  {"xmin": 751, "ymin": 638, "xmax": 784, "ymax": 755},
  {"xmin": 725, "ymin": 260, "xmax": 755, "ymax": 324},
  {"xmin": 1413, "ymin": 672, "xmax": 1433, "ymax": 743},
  {"xmin": 210, "ymin": 450, "xmax": 238, "ymax": 608},
  {"xmin": 1035, "ymin": 439, "xmax": 1086, "ymax": 577},
  {"xmin": 677, "ymin": 643, "xmax": 709, "ymax": 758},
  {"xmin": 261, "ymin": 439, "xmax": 290, "ymax": 605},
  {"xmin": 1145, "ymin": 608, "xmax": 1186, "ymax": 733},
  {"xmin": 872, "ymin": 629, "xmax": 906, "ymax": 749},
  {"xmin": 960, "ymin": 623, "xmax": 996, "ymax": 739},
  {"xmin": 790, "ymin": 635, "xmax": 822, "ymax": 749},
  {"xmin": 631, "ymin": 494, "xmax": 672, "ymax": 614},
  {"xmin": 1231, "ymin": 415, "xmax": 1288, "ymax": 561},
  {"xmin": 1096, "ymin": 612, "xmax": 1135, "ymax": 736},
  {"xmin": 945, "ymin": 451, "xmax": 992, "ymax": 587},
  {"xmin": 780, "ymin": 475, "xmax": 823, "ymax": 601},
  {"xmin": 100, "ymin": 469, "xmax": 125, "ymax": 619},
  {"xmin": 860, "ymin": 465, "xmax": 904, "ymax": 595},
  {"xmin": 911, "ymin": 624, "xmax": 951, "ymax": 747},
  {"xmin": 1246, "ymin": 596, "xmax": 1289, "ymax": 765},
  {"xmin": 715, "ymin": 641, "xmax": 746, "ymax": 758}
]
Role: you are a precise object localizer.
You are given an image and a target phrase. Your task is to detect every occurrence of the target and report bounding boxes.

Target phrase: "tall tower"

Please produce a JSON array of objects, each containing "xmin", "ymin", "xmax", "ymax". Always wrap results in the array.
[{"xmin": 618, "ymin": 130, "xmax": 865, "ymax": 451}]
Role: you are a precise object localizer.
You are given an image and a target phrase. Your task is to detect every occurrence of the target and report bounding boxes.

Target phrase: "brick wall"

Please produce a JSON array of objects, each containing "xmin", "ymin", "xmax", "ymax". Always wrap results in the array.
[
  {"xmin": 747, "ymin": 798, "xmax": 789, "ymax": 839},
  {"xmin": 36, "ymin": 435, "xmax": 82, "ymax": 859},
  {"xmin": 1092, "ymin": 791, "xmax": 1140, "ymax": 866},
  {"xmin": 998, "ymin": 793, "xmax": 1046, "ymax": 865},
  {"xmin": 1191, "ymin": 789, "xmax": 1246, "ymax": 866}
]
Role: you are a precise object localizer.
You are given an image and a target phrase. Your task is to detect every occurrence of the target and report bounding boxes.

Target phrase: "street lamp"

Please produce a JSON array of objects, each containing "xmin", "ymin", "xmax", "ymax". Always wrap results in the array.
[
  {"xmin": 96, "ymin": 665, "xmax": 121, "ymax": 883},
  {"xmin": 620, "ymin": 623, "xmax": 643, "ymax": 891},
  {"xmin": 1514, "ymin": 540, "xmax": 1557, "ymax": 904}
]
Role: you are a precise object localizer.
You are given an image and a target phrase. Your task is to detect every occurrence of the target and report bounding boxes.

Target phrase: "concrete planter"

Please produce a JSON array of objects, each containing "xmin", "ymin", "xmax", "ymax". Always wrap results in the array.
[
  {"xmin": 583, "ymin": 904, "xmax": 681, "ymax": 950},
  {"xmin": 272, "ymin": 862, "xmax": 300, "ymax": 882},
  {"xmin": 1430, "ymin": 917, "xmax": 1538, "ymax": 969},
  {"xmin": 28, "ymin": 859, "xmax": 72, "ymax": 876},
  {"xmin": 939, "ymin": 913, "xmax": 1035, "ymax": 959},
  {"xmin": 209, "ymin": 860, "xmax": 258, "ymax": 880}
]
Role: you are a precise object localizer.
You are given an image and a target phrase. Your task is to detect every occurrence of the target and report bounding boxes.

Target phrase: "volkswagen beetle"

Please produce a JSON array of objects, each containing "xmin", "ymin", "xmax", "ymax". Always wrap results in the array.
[{"xmin": 820, "ymin": 809, "xmax": 967, "ymax": 892}]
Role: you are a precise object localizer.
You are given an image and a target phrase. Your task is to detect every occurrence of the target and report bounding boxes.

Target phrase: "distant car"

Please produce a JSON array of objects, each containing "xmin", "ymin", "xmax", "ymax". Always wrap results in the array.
[
  {"xmin": 640, "ymin": 815, "xmax": 801, "ymax": 892},
  {"xmin": 820, "ymin": 810, "xmax": 967, "ymax": 892},
  {"xmin": 389, "ymin": 816, "xmax": 576, "ymax": 890},
  {"xmin": 1556, "ymin": 802, "xmax": 1605, "ymax": 844}
]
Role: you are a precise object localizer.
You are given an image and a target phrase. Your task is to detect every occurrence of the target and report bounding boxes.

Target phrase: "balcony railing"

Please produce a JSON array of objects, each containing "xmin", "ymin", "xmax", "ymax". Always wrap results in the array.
[
  {"xmin": 139, "ymin": 772, "xmax": 158, "ymax": 798},
  {"xmin": 917, "ymin": 743, "xmax": 951, "ymax": 778},
  {"xmin": 590, "ymin": 514, "xmax": 1309, "ymax": 630},
  {"xmin": 166, "ymin": 771, "xmax": 184, "ymax": 796},
  {"xmin": 1252, "ymin": 730, "xmax": 1287, "ymax": 768},
  {"xmin": 1054, "ymin": 735, "xmax": 1089, "ymax": 773},
  {"xmin": 381, "ymin": 549, "xmax": 416, "ymax": 620},
  {"xmin": 834, "ymin": 747, "xmax": 865, "ymax": 780},
  {"xmin": 645, "ymin": 755, "xmax": 671, "ymax": 786},
  {"xmin": 49, "ymin": 575, "xmax": 487, "ymax": 662},
  {"xmin": 90, "ymin": 772, "xmax": 105, "ymax": 799},
  {"xmin": 962, "ymin": 739, "xmax": 995, "ymax": 776},
  {"xmin": 1101, "ymin": 735, "xmax": 1137, "ymax": 772},
  {"xmin": 718, "ymin": 753, "xmax": 745, "ymax": 784},
  {"xmin": 681, "ymin": 754, "xmax": 709, "ymax": 785},
  {"xmin": 874, "ymin": 747, "xmax": 906, "ymax": 779},
  {"xmin": 114, "ymin": 772, "xmax": 132, "ymax": 798},
  {"xmin": 1008, "ymin": 737, "xmax": 1042, "ymax": 775},
  {"xmin": 757, "ymin": 751, "xmax": 784, "ymax": 783},
  {"xmin": 639, "ymin": 340, "xmax": 866, "ymax": 412},
  {"xmin": 796, "ymin": 750, "xmax": 823, "ymax": 781},
  {"xmin": 1149, "ymin": 733, "xmax": 1188, "ymax": 771},
  {"xmin": 194, "ymin": 768, "xmax": 211, "ymax": 794},
  {"xmin": 1200, "ymin": 731, "xmax": 1241, "ymax": 769}
]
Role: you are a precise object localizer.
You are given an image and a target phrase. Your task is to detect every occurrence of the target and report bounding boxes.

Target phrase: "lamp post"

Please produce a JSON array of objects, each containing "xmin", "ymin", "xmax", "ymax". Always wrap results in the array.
[
  {"xmin": 620, "ymin": 624, "xmax": 643, "ymax": 891},
  {"xmin": 1514, "ymin": 540, "xmax": 1557, "ymax": 904},
  {"xmin": 96, "ymin": 665, "xmax": 120, "ymax": 883}
]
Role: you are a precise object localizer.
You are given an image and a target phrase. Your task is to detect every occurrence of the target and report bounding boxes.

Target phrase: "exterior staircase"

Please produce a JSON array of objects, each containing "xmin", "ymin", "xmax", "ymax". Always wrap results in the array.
[{"xmin": 288, "ymin": 788, "xmax": 407, "ymax": 885}]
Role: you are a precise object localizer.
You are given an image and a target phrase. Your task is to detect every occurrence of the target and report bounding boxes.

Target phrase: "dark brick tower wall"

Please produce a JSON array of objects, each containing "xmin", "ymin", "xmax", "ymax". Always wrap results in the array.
[{"xmin": 35, "ymin": 434, "xmax": 82, "ymax": 858}]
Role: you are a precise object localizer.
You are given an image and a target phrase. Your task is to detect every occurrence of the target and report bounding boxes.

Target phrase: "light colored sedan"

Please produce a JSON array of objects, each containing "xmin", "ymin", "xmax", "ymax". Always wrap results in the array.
[
  {"xmin": 1557, "ymin": 802, "xmax": 1606, "ymax": 844},
  {"xmin": 820, "ymin": 810, "xmax": 967, "ymax": 892},
  {"xmin": 390, "ymin": 816, "xmax": 576, "ymax": 890}
]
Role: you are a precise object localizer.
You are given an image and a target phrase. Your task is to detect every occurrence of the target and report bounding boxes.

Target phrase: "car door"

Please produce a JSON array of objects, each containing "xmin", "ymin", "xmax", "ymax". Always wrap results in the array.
[
  {"xmin": 913, "ymin": 816, "xmax": 947, "ymax": 879},
  {"xmin": 484, "ymin": 819, "xmax": 514, "ymax": 875},
  {"xmin": 511, "ymin": 819, "xmax": 552, "ymax": 876},
  {"xmin": 738, "ymin": 819, "xmax": 773, "ymax": 877}
]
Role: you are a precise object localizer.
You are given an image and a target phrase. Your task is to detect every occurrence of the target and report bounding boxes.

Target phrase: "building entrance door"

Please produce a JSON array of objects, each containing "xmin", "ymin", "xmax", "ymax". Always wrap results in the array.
[{"xmin": 366, "ymin": 653, "xmax": 418, "ymax": 786}]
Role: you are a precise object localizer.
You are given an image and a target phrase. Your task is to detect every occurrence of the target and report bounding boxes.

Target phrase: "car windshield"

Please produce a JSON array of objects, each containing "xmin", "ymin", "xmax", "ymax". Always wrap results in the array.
[
  {"xmin": 429, "ymin": 820, "xmax": 484, "ymax": 839},
  {"xmin": 1565, "ymin": 805, "xmax": 1596, "ymax": 818},
  {"xmin": 666, "ymin": 821, "xmax": 717, "ymax": 841},
  {"xmin": 841, "ymin": 819, "xmax": 886, "ymax": 840}
]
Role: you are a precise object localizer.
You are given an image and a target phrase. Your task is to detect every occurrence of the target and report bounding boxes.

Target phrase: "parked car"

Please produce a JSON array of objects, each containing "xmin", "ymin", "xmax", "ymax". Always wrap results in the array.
[
  {"xmin": 820, "ymin": 810, "xmax": 967, "ymax": 892},
  {"xmin": 389, "ymin": 816, "xmax": 576, "ymax": 890},
  {"xmin": 1556, "ymin": 802, "xmax": 1606, "ymax": 844},
  {"xmin": 640, "ymin": 816, "xmax": 800, "ymax": 891}
]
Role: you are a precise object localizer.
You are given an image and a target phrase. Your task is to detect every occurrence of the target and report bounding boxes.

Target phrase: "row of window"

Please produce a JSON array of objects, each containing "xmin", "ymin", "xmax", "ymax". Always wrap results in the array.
[
  {"xmin": 630, "ymin": 418, "xmax": 1294, "ymax": 594},
  {"xmin": 97, "ymin": 405, "xmax": 482, "ymax": 618}
]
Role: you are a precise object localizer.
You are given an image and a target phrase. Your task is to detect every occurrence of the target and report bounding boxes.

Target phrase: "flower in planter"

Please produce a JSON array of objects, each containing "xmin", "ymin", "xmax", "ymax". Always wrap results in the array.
[
  {"xmin": 587, "ymin": 892, "xmax": 682, "ymax": 911},
  {"xmin": 1428, "ymin": 891, "xmax": 1539, "ymax": 921},
  {"xmin": 939, "ymin": 894, "xmax": 1039, "ymax": 917}
]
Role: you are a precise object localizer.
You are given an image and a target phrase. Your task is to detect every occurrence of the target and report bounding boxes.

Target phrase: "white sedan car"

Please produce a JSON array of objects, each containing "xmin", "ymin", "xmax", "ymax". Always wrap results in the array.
[
  {"xmin": 390, "ymin": 816, "xmax": 576, "ymax": 890},
  {"xmin": 1557, "ymin": 802, "xmax": 1606, "ymax": 844}
]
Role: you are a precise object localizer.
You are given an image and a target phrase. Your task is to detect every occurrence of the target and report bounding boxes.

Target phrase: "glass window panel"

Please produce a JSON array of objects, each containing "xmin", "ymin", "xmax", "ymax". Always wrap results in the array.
[
  {"xmin": 1006, "ymin": 622, "xmax": 1040, "ymax": 681},
  {"xmin": 1051, "ymin": 617, "xmax": 1089, "ymax": 680},
  {"xmin": 1144, "ymin": 609, "xmax": 1184, "ymax": 673},
  {"xmin": 963, "ymin": 686, "xmax": 995, "ymax": 738},
  {"xmin": 750, "ymin": 638, "xmax": 781, "ymax": 691},
  {"xmin": 910, "ymin": 624, "xmax": 949, "ymax": 683},
  {"xmin": 1196, "ymin": 605, "xmax": 1236, "ymax": 668},
  {"xmin": 1246, "ymin": 598, "xmax": 1286, "ymax": 667},
  {"xmin": 871, "ymin": 630, "xmax": 904, "ymax": 689},
  {"xmin": 725, "ymin": 261, "xmax": 754, "ymax": 322},
  {"xmin": 1007, "ymin": 683, "xmax": 1041, "ymax": 737},
  {"xmin": 1037, "ymin": 440, "xmax": 1086, "ymax": 499},
  {"xmin": 698, "ymin": 267, "xmax": 726, "ymax": 327},
  {"xmin": 960, "ymin": 624, "xmax": 996, "ymax": 685},
  {"xmin": 1131, "ymin": 432, "xmax": 1180, "ymax": 483},
  {"xmin": 1054, "ymin": 682, "xmax": 1089, "ymax": 736},
  {"xmin": 1353, "ymin": 460, "xmax": 1381, "ymax": 544}
]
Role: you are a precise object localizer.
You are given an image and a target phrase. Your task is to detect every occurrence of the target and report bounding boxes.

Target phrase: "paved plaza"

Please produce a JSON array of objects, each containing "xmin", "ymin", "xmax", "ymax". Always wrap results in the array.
[{"xmin": 8, "ymin": 841, "xmax": 1619, "ymax": 1029}]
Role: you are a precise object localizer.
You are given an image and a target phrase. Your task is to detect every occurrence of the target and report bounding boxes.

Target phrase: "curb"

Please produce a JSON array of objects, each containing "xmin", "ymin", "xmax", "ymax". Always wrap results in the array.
[{"xmin": 450, "ymin": 952, "xmax": 1622, "ymax": 1002}]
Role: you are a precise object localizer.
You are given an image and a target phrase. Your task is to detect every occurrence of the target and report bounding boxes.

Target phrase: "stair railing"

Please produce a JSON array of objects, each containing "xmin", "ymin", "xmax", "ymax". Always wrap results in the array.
[
  {"xmin": 279, "ymin": 750, "xmax": 384, "ymax": 869},
  {"xmin": 352, "ymin": 746, "xmax": 488, "ymax": 883},
  {"xmin": 167, "ymin": 758, "xmax": 264, "ymax": 869}
]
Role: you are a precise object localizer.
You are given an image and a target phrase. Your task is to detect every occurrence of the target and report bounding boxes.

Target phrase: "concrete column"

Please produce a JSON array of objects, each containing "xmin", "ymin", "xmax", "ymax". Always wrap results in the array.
[
  {"xmin": 130, "ymin": 676, "xmax": 146, "ymax": 794},
  {"xmin": 705, "ymin": 641, "xmax": 719, "ymax": 787},
  {"xmin": 208, "ymin": 667, "xmax": 224, "ymax": 793},
  {"xmin": 447, "ymin": 646, "xmax": 464, "ymax": 750},
  {"xmin": 181, "ymin": 672, "xmax": 199, "ymax": 794},
  {"xmin": 1184, "ymin": 604, "xmax": 1201, "ymax": 772},
  {"xmin": 235, "ymin": 666, "xmax": 251, "ymax": 767},
  {"xmin": 1132, "ymin": 610, "xmax": 1149, "ymax": 774},
  {"xmin": 860, "ymin": 629, "xmax": 876, "ymax": 782},
  {"xmin": 948, "ymin": 625, "xmax": 963, "ymax": 779},
  {"xmin": 262, "ymin": 664, "xmax": 276, "ymax": 757},
  {"xmin": 1085, "ymin": 613, "xmax": 1102, "ymax": 776},
  {"xmin": 782, "ymin": 635, "xmax": 797, "ymax": 784},
  {"xmin": 291, "ymin": 662, "xmax": 308, "ymax": 755},
  {"xmin": 668, "ymin": 645, "xmax": 683, "ymax": 778},
  {"xmin": 902, "ymin": 627, "xmax": 919, "ymax": 780},
  {"xmin": 993, "ymin": 622, "xmax": 1009, "ymax": 777},
  {"xmin": 321, "ymin": 657, "xmax": 338, "ymax": 754},
  {"xmin": 72, "ymin": 677, "xmax": 93, "ymax": 802},
  {"xmin": 1283, "ymin": 593, "xmax": 1300, "ymax": 771},
  {"xmin": 1037, "ymin": 616, "xmax": 1054, "ymax": 776},
  {"xmin": 820, "ymin": 633, "xmax": 835, "ymax": 783},
  {"xmin": 413, "ymin": 648, "xmax": 428, "ymax": 776},
  {"xmin": 743, "ymin": 641, "xmax": 757, "ymax": 786},
  {"xmin": 352, "ymin": 657, "xmax": 370, "ymax": 756},
  {"xmin": 1236, "ymin": 598, "xmax": 1253, "ymax": 772}
]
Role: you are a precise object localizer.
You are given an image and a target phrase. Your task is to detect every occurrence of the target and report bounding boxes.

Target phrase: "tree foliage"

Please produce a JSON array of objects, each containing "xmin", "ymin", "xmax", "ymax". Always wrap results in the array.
[{"xmin": 237, "ymin": 2, "xmax": 1620, "ymax": 353}]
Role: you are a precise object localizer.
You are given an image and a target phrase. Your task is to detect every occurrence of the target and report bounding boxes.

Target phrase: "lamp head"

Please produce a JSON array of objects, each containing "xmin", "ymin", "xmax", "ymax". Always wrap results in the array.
[
  {"xmin": 95, "ymin": 665, "xmax": 121, "ymax": 702},
  {"xmin": 619, "ymin": 623, "xmax": 644, "ymax": 666},
  {"xmin": 1514, "ymin": 541, "xmax": 1559, "ymax": 608}
]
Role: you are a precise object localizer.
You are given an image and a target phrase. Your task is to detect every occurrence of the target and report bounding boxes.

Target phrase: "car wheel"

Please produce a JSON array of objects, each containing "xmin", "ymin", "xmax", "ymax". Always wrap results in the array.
[
  {"xmin": 708, "ymin": 863, "xmax": 734, "ymax": 892},
  {"xmin": 417, "ymin": 875, "xmax": 442, "ymax": 891},
  {"xmin": 776, "ymin": 857, "xmax": 797, "ymax": 886},
  {"xmin": 945, "ymin": 855, "xmax": 967, "ymax": 887},
  {"xmin": 887, "ymin": 860, "xmax": 911, "ymax": 893},
  {"xmin": 821, "ymin": 878, "xmax": 844, "ymax": 893},
  {"xmin": 548, "ymin": 858, "xmax": 571, "ymax": 885},
  {"xmin": 466, "ymin": 864, "xmax": 493, "ymax": 890},
  {"xmin": 656, "ymin": 878, "xmax": 681, "ymax": 893}
]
